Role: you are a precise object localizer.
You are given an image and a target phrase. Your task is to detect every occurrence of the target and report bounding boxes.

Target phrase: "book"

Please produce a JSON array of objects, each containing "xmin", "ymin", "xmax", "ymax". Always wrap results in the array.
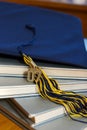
[
  {"xmin": 35, "ymin": 116, "xmax": 87, "ymax": 130},
  {"xmin": 1, "ymin": 95, "xmax": 87, "ymax": 130},
  {"xmin": 9, "ymin": 96, "xmax": 66, "ymax": 126},
  {"xmin": 0, "ymin": 76, "xmax": 38, "ymax": 99},
  {"xmin": 0, "ymin": 99, "xmax": 34, "ymax": 130},
  {"xmin": 9, "ymin": 91, "xmax": 87, "ymax": 127},
  {"xmin": 59, "ymin": 79, "xmax": 87, "ymax": 92},
  {"xmin": 0, "ymin": 76, "xmax": 87, "ymax": 99},
  {"xmin": 0, "ymin": 56, "xmax": 87, "ymax": 79}
]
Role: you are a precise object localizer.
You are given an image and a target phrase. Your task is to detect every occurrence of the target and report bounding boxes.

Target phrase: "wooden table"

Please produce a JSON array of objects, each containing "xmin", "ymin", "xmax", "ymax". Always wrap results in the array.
[
  {"xmin": 1, "ymin": 0, "xmax": 87, "ymax": 37},
  {"xmin": 0, "ymin": 113, "xmax": 22, "ymax": 130}
]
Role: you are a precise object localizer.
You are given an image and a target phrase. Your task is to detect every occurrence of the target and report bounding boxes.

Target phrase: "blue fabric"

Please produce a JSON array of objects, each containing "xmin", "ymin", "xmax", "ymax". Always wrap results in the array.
[{"xmin": 0, "ymin": 2, "xmax": 87, "ymax": 68}]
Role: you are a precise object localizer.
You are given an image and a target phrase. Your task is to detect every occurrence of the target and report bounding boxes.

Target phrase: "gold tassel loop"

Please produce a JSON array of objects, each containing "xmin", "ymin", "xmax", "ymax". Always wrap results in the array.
[
  {"xmin": 27, "ymin": 67, "xmax": 42, "ymax": 83},
  {"xmin": 23, "ymin": 53, "xmax": 42, "ymax": 83},
  {"xmin": 23, "ymin": 54, "xmax": 87, "ymax": 123}
]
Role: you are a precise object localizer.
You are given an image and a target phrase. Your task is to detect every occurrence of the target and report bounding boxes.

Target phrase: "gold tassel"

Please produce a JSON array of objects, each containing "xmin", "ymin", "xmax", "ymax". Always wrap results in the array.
[{"xmin": 23, "ymin": 54, "xmax": 87, "ymax": 123}]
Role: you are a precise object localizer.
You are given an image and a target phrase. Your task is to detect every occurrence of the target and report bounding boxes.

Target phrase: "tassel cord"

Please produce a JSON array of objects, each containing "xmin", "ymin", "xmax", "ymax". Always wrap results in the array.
[
  {"xmin": 36, "ymin": 67, "xmax": 87, "ymax": 121},
  {"xmin": 36, "ymin": 72, "xmax": 87, "ymax": 117},
  {"xmin": 23, "ymin": 54, "xmax": 87, "ymax": 124}
]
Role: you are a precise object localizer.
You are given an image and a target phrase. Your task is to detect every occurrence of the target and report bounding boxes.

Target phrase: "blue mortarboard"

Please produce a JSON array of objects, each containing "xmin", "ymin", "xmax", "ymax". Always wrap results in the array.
[{"xmin": 0, "ymin": 2, "xmax": 87, "ymax": 68}]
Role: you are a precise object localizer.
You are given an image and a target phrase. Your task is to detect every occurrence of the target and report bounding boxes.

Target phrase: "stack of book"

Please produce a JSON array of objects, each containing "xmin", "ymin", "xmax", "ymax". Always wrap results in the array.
[{"xmin": 0, "ymin": 55, "xmax": 87, "ymax": 130}]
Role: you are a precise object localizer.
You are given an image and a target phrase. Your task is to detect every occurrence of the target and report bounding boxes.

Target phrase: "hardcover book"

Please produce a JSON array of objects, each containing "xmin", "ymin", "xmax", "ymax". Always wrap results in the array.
[
  {"xmin": 9, "ymin": 92, "xmax": 87, "ymax": 127},
  {"xmin": 9, "ymin": 96, "xmax": 66, "ymax": 126},
  {"xmin": 0, "ymin": 76, "xmax": 87, "ymax": 99},
  {"xmin": 0, "ymin": 56, "xmax": 87, "ymax": 79},
  {"xmin": 35, "ymin": 116, "xmax": 87, "ymax": 130}
]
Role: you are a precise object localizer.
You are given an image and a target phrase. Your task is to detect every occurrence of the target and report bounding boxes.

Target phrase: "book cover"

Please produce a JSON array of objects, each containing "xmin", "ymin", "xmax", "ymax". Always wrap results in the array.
[
  {"xmin": 0, "ymin": 56, "xmax": 87, "ymax": 79},
  {"xmin": 9, "ymin": 96, "xmax": 66, "ymax": 126},
  {"xmin": 0, "ymin": 76, "xmax": 38, "ymax": 99},
  {"xmin": 9, "ymin": 91, "xmax": 87, "ymax": 127},
  {"xmin": 0, "ymin": 76, "xmax": 87, "ymax": 99},
  {"xmin": 35, "ymin": 116, "xmax": 87, "ymax": 130}
]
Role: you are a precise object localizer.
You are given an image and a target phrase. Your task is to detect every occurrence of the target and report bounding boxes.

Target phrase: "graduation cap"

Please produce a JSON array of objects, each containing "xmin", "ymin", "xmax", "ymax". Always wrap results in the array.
[
  {"xmin": 0, "ymin": 2, "xmax": 87, "ymax": 68},
  {"xmin": 0, "ymin": 2, "xmax": 87, "ymax": 123}
]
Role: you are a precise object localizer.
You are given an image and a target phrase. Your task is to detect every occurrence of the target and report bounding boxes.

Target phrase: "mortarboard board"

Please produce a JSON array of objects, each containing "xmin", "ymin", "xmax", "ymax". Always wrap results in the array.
[
  {"xmin": 0, "ymin": 2, "xmax": 87, "ymax": 124},
  {"xmin": 0, "ymin": 2, "xmax": 87, "ymax": 68}
]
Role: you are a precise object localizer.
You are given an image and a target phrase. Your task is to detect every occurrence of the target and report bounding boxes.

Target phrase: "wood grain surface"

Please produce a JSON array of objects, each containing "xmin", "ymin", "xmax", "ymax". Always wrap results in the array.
[{"xmin": 0, "ymin": 113, "xmax": 22, "ymax": 130}]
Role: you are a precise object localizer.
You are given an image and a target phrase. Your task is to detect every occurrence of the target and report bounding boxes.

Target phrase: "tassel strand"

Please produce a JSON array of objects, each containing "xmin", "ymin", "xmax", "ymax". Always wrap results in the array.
[{"xmin": 23, "ymin": 54, "xmax": 87, "ymax": 123}]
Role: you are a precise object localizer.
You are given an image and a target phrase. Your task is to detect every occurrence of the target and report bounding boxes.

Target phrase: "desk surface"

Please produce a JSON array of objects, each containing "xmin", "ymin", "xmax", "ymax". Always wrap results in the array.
[{"xmin": 0, "ymin": 113, "xmax": 22, "ymax": 130}]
